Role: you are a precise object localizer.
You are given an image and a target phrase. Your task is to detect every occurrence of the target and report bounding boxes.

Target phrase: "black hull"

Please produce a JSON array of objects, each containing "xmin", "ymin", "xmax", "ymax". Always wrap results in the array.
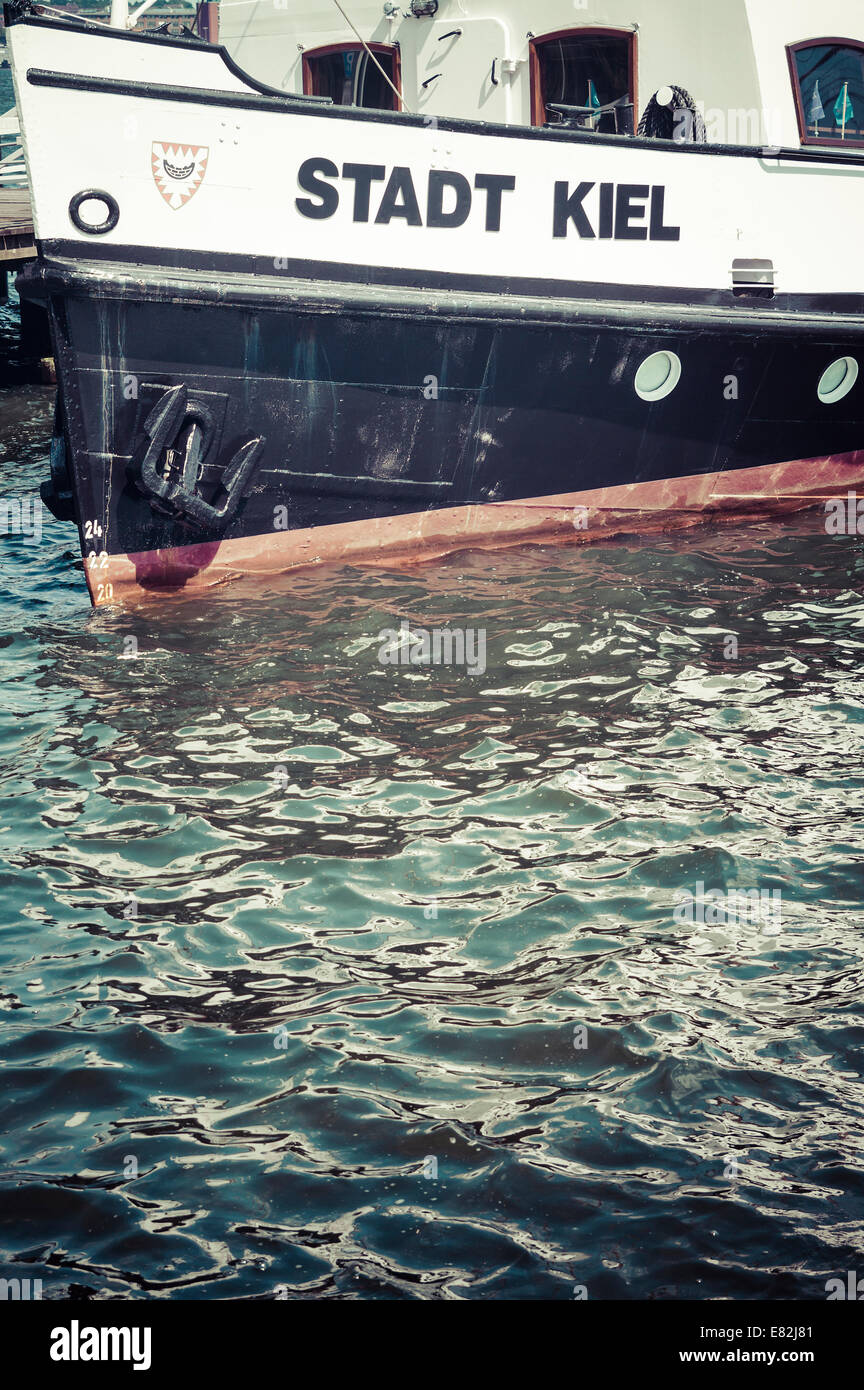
[{"xmin": 21, "ymin": 247, "xmax": 864, "ymax": 600}]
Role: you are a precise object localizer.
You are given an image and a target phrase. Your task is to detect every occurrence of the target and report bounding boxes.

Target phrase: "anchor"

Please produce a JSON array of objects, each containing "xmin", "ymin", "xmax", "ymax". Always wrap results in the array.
[{"xmin": 137, "ymin": 383, "xmax": 264, "ymax": 531}]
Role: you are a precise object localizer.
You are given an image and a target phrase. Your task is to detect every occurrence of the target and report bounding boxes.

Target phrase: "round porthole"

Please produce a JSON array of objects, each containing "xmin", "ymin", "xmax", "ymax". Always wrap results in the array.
[
  {"xmin": 634, "ymin": 350, "xmax": 682, "ymax": 402},
  {"xmin": 817, "ymin": 356, "xmax": 858, "ymax": 405},
  {"xmin": 69, "ymin": 189, "xmax": 119, "ymax": 235}
]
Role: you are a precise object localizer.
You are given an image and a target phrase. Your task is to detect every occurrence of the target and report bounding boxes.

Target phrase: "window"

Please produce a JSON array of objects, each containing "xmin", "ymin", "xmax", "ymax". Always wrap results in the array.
[
  {"xmin": 302, "ymin": 44, "xmax": 401, "ymax": 112},
  {"xmin": 788, "ymin": 39, "xmax": 864, "ymax": 147},
  {"xmin": 530, "ymin": 28, "xmax": 636, "ymax": 133}
]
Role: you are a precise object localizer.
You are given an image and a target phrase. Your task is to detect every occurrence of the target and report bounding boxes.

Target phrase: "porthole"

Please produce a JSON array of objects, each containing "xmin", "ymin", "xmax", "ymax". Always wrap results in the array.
[
  {"xmin": 817, "ymin": 356, "xmax": 858, "ymax": 405},
  {"xmin": 634, "ymin": 350, "xmax": 682, "ymax": 402}
]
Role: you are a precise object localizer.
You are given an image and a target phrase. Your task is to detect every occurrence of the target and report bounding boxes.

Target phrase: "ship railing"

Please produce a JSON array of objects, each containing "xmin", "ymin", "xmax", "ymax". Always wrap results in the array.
[{"xmin": 0, "ymin": 109, "xmax": 27, "ymax": 188}]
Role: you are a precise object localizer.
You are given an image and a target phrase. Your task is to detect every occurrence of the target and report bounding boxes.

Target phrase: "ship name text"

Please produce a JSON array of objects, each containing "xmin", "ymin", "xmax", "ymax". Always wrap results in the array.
[{"xmin": 295, "ymin": 160, "xmax": 681, "ymax": 241}]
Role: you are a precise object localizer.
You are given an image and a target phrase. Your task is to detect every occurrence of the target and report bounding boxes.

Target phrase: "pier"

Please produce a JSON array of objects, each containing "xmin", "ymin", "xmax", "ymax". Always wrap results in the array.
[
  {"xmin": 0, "ymin": 103, "xmax": 33, "ymax": 282},
  {"xmin": 0, "ymin": 108, "xmax": 52, "ymax": 362},
  {"xmin": 0, "ymin": 183, "xmax": 50, "ymax": 361},
  {"xmin": 0, "ymin": 184, "xmax": 50, "ymax": 360},
  {"xmin": 0, "ymin": 185, "xmax": 34, "ymax": 272}
]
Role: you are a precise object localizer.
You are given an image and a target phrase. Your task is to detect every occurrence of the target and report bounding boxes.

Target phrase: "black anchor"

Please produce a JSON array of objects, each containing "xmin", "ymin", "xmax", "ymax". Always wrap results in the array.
[{"xmin": 138, "ymin": 384, "xmax": 264, "ymax": 531}]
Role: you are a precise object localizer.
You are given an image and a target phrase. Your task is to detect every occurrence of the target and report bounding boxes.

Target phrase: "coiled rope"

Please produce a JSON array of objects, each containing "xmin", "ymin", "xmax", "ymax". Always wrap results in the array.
[{"xmin": 638, "ymin": 86, "xmax": 707, "ymax": 143}]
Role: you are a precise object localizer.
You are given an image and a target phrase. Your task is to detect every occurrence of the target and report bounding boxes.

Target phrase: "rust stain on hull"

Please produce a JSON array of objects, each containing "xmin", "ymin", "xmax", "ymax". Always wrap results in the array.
[{"xmin": 89, "ymin": 449, "xmax": 864, "ymax": 607}]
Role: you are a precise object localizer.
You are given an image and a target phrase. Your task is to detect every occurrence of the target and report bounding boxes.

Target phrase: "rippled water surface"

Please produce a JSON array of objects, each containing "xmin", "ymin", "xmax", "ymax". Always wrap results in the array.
[{"xmin": 2, "ymin": 319, "xmax": 864, "ymax": 1298}]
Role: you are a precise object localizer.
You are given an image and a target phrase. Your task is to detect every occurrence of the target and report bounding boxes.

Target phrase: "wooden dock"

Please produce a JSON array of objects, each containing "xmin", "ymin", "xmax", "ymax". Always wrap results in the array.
[
  {"xmin": 0, "ymin": 110, "xmax": 52, "ymax": 366},
  {"xmin": 0, "ymin": 105, "xmax": 35, "ymax": 279},
  {"xmin": 0, "ymin": 186, "xmax": 35, "ymax": 268},
  {"xmin": 0, "ymin": 184, "xmax": 51, "ymax": 364}
]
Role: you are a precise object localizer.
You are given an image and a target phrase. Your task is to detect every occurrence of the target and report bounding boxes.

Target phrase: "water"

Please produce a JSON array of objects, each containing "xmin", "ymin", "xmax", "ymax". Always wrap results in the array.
[
  {"xmin": 2, "ymin": 302, "xmax": 864, "ymax": 1299},
  {"xmin": 0, "ymin": 65, "xmax": 15, "ymax": 115}
]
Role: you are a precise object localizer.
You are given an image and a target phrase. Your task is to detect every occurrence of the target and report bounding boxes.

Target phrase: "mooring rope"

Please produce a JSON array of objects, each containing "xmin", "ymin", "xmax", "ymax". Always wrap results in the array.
[{"xmin": 638, "ymin": 85, "xmax": 707, "ymax": 143}]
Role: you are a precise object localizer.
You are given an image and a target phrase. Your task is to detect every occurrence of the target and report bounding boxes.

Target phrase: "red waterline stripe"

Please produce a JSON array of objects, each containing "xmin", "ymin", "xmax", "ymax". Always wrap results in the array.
[{"xmin": 87, "ymin": 448, "xmax": 864, "ymax": 606}]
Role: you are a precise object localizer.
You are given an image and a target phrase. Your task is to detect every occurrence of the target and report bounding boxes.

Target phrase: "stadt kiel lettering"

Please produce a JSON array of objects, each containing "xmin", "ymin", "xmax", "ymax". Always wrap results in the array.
[{"xmin": 295, "ymin": 160, "xmax": 681, "ymax": 241}]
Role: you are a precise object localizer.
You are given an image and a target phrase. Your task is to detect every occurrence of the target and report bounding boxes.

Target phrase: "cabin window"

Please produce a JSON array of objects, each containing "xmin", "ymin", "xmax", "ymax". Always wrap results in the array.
[
  {"xmin": 788, "ymin": 40, "xmax": 864, "ymax": 146},
  {"xmin": 302, "ymin": 44, "xmax": 401, "ymax": 112},
  {"xmin": 531, "ymin": 29, "xmax": 636, "ymax": 133}
]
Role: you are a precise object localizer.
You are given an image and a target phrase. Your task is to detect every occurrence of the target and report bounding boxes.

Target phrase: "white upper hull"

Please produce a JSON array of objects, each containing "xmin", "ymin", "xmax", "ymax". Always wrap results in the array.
[{"xmin": 8, "ymin": 18, "xmax": 864, "ymax": 301}]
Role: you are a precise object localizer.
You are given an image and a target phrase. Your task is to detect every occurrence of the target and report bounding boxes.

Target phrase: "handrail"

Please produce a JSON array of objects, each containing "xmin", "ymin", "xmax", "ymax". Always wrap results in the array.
[{"xmin": 0, "ymin": 109, "xmax": 27, "ymax": 187}]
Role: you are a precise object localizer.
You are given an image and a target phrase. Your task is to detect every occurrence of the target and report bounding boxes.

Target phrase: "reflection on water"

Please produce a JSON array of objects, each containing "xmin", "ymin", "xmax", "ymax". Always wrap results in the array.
[{"xmin": 1, "ymin": 367, "xmax": 864, "ymax": 1297}]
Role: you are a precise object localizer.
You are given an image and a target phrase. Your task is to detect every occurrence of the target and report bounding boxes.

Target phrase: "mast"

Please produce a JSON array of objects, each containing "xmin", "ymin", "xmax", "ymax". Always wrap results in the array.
[{"xmin": 110, "ymin": 0, "xmax": 166, "ymax": 30}]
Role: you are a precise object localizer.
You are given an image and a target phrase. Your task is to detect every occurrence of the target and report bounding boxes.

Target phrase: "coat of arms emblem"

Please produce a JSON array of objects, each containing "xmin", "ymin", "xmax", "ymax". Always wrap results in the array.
[{"xmin": 151, "ymin": 142, "xmax": 209, "ymax": 209}]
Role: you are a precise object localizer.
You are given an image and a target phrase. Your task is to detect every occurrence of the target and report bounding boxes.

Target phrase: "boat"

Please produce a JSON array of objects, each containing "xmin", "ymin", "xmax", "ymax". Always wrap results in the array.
[{"xmin": 6, "ymin": 0, "xmax": 864, "ymax": 607}]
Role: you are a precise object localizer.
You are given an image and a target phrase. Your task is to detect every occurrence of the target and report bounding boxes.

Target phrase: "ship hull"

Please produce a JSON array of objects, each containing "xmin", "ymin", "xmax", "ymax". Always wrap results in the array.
[
  {"xmin": 23, "ymin": 245, "xmax": 864, "ymax": 605},
  {"xmin": 7, "ymin": 9, "xmax": 864, "ymax": 605}
]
